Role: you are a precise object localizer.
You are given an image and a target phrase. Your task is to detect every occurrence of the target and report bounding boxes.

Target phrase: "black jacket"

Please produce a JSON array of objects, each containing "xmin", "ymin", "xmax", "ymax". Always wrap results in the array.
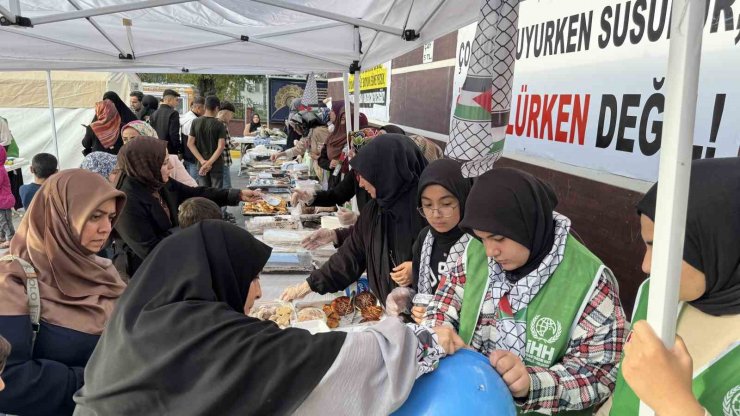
[
  {"xmin": 309, "ymin": 172, "xmax": 371, "ymax": 212},
  {"xmin": 149, "ymin": 104, "xmax": 181, "ymax": 155},
  {"xmin": 114, "ymin": 176, "xmax": 240, "ymax": 275},
  {"xmin": 317, "ymin": 144, "xmax": 342, "ymax": 190},
  {"xmin": 81, "ymin": 124, "xmax": 123, "ymax": 156},
  {"xmin": 307, "ymin": 199, "xmax": 423, "ymax": 304}
]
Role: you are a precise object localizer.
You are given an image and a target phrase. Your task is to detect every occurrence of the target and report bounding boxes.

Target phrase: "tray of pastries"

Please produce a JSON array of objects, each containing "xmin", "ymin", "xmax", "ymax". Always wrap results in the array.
[{"xmin": 242, "ymin": 198, "xmax": 289, "ymax": 216}]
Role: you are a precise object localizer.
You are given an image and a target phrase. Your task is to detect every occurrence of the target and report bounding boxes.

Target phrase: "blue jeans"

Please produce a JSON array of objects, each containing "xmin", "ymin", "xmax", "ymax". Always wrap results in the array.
[
  {"xmin": 222, "ymin": 164, "xmax": 232, "ymax": 189},
  {"xmin": 184, "ymin": 160, "xmax": 199, "ymax": 181}
]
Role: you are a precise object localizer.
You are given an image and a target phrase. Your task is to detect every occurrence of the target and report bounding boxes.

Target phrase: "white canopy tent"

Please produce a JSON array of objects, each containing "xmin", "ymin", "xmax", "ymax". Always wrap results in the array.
[
  {"xmin": 0, "ymin": 1, "xmax": 710, "ymax": 415},
  {"xmin": 0, "ymin": 0, "xmax": 478, "ymax": 74}
]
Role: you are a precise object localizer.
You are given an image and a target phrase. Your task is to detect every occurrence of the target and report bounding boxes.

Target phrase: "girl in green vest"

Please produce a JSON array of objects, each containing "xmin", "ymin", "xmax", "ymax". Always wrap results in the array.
[
  {"xmin": 604, "ymin": 157, "xmax": 740, "ymax": 416},
  {"xmin": 423, "ymin": 167, "xmax": 626, "ymax": 414}
]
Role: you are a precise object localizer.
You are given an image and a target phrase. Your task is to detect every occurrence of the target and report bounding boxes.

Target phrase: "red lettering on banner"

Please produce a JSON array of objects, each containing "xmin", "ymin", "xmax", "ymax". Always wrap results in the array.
[
  {"xmin": 555, "ymin": 94, "xmax": 572, "ymax": 142},
  {"xmin": 507, "ymin": 90, "xmax": 591, "ymax": 145},
  {"xmin": 527, "ymin": 94, "xmax": 542, "ymax": 138},
  {"xmin": 571, "ymin": 94, "xmax": 590, "ymax": 145},
  {"xmin": 540, "ymin": 94, "xmax": 558, "ymax": 140}
]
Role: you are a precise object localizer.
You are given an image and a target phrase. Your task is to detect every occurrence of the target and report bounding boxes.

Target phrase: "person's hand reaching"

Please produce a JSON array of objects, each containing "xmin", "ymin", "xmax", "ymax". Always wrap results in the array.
[
  {"xmin": 336, "ymin": 207, "xmax": 357, "ymax": 226},
  {"xmin": 240, "ymin": 189, "xmax": 263, "ymax": 202},
  {"xmin": 301, "ymin": 228, "xmax": 337, "ymax": 250},
  {"xmin": 280, "ymin": 281, "xmax": 312, "ymax": 302},
  {"xmin": 291, "ymin": 188, "xmax": 316, "ymax": 206}
]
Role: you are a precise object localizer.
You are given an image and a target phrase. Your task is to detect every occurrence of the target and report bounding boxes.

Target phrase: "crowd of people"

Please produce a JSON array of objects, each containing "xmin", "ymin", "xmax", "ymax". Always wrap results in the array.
[{"xmin": 0, "ymin": 87, "xmax": 736, "ymax": 416}]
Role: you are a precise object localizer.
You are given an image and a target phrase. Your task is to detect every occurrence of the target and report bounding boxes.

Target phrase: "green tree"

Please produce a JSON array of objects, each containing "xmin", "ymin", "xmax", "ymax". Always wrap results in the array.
[{"xmin": 138, "ymin": 73, "xmax": 265, "ymax": 102}]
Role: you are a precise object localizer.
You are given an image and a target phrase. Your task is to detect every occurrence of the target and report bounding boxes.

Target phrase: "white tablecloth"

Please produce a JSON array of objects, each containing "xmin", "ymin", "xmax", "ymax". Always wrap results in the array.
[{"xmin": 233, "ymin": 136, "xmax": 287, "ymax": 146}]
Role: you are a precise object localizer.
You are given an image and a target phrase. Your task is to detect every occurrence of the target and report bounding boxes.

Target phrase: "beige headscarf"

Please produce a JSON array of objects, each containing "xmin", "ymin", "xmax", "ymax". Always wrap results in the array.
[{"xmin": 0, "ymin": 169, "xmax": 127, "ymax": 334}]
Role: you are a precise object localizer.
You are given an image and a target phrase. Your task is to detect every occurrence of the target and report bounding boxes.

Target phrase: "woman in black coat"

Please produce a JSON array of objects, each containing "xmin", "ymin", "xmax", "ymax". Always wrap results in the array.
[
  {"xmin": 82, "ymin": 91, "xmax": 138, "ymax": 156},
  {"xmin": 114, "ymin": 137, "xmax": 261, "ymax": 276},
  {"xmin": 282, "ymin": 134, "xmax": 428, "ymax": 305}
]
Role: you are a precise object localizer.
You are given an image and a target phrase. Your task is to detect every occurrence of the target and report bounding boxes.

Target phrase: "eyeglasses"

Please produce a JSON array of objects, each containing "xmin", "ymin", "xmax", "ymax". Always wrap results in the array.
[{"xmin": 417, "ymin": 205, "xmax": 458, "ymax": 218}]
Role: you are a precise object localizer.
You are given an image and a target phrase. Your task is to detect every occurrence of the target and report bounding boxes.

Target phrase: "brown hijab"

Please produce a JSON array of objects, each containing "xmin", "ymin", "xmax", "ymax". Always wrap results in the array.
[
  {"xmin": 117, "ymin": 136, "xmax": 167, "ymax": 192},
  {"xmin": 0, "ymin": 169, "xmax": 127, "ymax": 334},
  {"xmin": 325, "ymin": 101, "xmax": 368, "ymax": 160}
]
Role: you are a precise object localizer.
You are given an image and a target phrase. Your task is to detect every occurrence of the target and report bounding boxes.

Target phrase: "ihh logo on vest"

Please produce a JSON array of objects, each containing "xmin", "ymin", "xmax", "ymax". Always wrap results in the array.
[
  {"xmin": 724, "ymin": 385, "xmax": 740, "ymax": 416},
  {"xmin": 526, "ymin": 315, "xmax": 562, "ymax": 366}
]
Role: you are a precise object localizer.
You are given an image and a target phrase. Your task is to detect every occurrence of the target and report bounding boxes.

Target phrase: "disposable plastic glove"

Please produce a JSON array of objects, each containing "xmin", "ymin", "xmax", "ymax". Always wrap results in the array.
[
  {"xmin": 280, "ymin": 281, "xmax": 312, "ymax": 302},
  {"xmin": 385, "ymin": 287, "xmax": 416, "ymax": 317},
  {"xmin": 291, "ymin": 188, "xmax": 316, "ymax": 206},
  {"xmin": 301, "ymin": 228, "xmax": 337, "ymax": 250},
  {"xmin": 337, "ymin": 207, "xmax": 358, "ymax": 226}
]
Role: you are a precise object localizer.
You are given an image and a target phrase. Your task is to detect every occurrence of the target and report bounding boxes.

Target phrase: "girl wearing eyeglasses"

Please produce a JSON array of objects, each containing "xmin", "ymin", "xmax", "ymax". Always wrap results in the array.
[{"xmin": 389, "ymin": 159, "xmax": 472, "ymax": 323}]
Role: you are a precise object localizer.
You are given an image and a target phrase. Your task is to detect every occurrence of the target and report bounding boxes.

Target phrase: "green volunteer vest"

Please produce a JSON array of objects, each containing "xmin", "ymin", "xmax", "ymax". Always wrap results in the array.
[
  {"xmin": 460, "ymin": 235, "xmax": 605, "ymax": 416},
  {"xmin": 610, "ymin": 280, "xmax": 740, "ymax": 416}
]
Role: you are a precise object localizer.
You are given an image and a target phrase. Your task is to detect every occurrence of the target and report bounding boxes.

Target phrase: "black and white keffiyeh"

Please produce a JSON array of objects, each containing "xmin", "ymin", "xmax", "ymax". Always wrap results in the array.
[
  {"xmin": 489, "ymin": 213, "xmax": 570, "ymax": 358},
  {"xmin": 418, "ymin": 231, "xmax": 471, "ymax": 295}
]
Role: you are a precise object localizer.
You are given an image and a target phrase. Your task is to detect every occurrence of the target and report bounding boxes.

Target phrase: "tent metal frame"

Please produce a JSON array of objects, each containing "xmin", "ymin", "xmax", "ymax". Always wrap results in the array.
[
  {"xmin": 0, "ymin": 26, "xmax": 118, "ymax": 57},
  {"xmin": 182, "ymin": 24, "xmax": 348, "ymax": 68},
  {"xmin": 31, "ymin": 0, "xmax": 196, "ymax": 26},
  {"xmin": 66, "ymin": 0, "xmax": 128, "ymax": 57}
]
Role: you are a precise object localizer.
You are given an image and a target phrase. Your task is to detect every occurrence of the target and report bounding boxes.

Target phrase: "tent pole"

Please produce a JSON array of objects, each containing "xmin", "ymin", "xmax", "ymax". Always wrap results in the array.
[
  {"xmin": 9, "ymin": 0, "xmax": 20, "ymax": 16},
  {"xmin": 45, "ymin": 71, "xmax": 60, "ymax": 161},
  {"xmin": 640, "ymin": 0, "xmax": 704, "ymax": 414},
  {"xmin": 353, "ymin": 27, "xmax": 361, "ymax": 131},
  {"xmin": 244, "ymin": 79, "xmax": 248, "ymax": 126},
  {"xmin": 342, "ymin": 73, "xmax": 351, "ymax": 142},
  {"xmin": 353, "ymin": 73, "xmax": 360, "ymax": 131},
  {"xmin": 342, "ymin": 72, "xmax": 358, "ymax": 213}
]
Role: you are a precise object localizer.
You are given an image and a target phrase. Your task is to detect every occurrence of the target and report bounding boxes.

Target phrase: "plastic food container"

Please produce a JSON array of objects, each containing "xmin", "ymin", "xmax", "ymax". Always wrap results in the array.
[
  {"xmin": 295, "ymin": 307, "xmax": 327, "ymax": 323},
  {"xmin": 413, "ymin": 293, "xmax": 435, "ymax": 308}
]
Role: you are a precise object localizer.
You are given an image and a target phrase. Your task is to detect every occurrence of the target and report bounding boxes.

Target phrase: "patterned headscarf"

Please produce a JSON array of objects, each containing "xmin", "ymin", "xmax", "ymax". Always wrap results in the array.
[
  {"xmin": 121, "ymin": 120, "xmax": 159, "ymax": 143},
  {"xmin": 90, "ymin": 100, "xmax": 121, "ymax": 149},
  {"xmin": 81, "ymin": 152, "xmax": 119, "ymax": 180}
]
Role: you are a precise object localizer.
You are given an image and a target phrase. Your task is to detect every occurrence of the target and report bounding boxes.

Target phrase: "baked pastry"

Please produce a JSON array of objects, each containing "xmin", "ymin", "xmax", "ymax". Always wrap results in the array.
[
  {"xmin": 360, "ymin": 305, "xmax": 383, "ymax": 322},
  {"xmin": 354, "ymin": 292, "xmax": 377, "ymax": 309},
  {"xmin": 250, "ymin": 304, "xmax": 293, "ymax": 328},
  {"xmin": 322, "ymin": 304, "xmax": 340, "ymax": 328},
  {"xmin": 242, "ymin": 199, "xmax": 288, "ymax": 215},
  {"xmin": 331, "ymin": 296, "xmax": 353, "ymax": 316}
]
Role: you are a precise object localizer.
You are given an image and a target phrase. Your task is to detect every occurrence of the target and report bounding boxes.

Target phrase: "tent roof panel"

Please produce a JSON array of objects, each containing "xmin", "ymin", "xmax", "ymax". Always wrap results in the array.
[{"xmin": 0, "ymin": 0, "xmax": 479, "ymax": 73}]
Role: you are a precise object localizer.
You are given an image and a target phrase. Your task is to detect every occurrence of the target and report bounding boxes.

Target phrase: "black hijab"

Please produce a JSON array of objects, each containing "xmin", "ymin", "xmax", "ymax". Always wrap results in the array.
[
  {"xmin": 460, "ymin": 167, "xmax": 558, "ymax": 281},
  {"xmin": 103, "ymin": 91, "xmax": 138, "ymax": 125},
  {"xmin": 73, "ymin": 221, "xmax": 347, "ymax": 415},
  {"xmin": 350, "ymin": 134, "xmax": 428, "ymax": 301},
  {"xmin": 637, "ymin": 157, "xmax": 740, "ymax": 316},
  {"xmin": 141, "ymin": 95, "xmax": 160, "ymax": 120},
  {"xmin": 417, "ymin": 158, "xmax": 472, "ymax": 242},
  {"xmin": 381, "ymin": 124, "xmax": 406, "ymax": 135}
]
